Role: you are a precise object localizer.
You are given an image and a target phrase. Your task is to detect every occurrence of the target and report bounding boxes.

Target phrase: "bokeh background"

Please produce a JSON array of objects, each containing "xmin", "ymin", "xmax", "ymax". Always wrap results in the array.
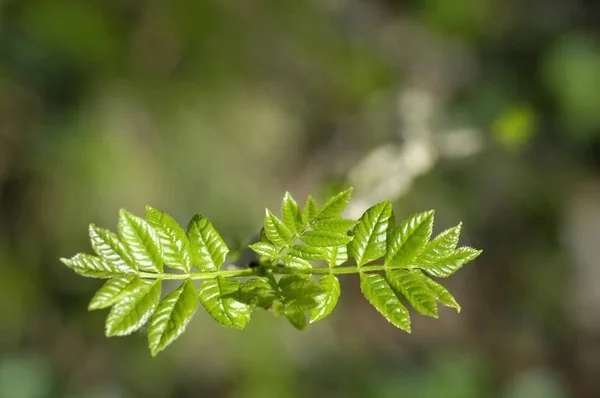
[{"xmin": 1, "ymin": 0, "xmax": 600, "ymax": 397}]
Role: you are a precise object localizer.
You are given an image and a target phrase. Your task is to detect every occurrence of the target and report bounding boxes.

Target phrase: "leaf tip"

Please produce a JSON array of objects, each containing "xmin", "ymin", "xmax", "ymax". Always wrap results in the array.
[
  {"xmin": 149, "ymin": 346, "xmax": 160, "ymax": 357},
  {"xmin": 105, "ymin": 326, "xmax": 115, "ymax": 337},
  {"xmin": 469, "ymin": 248, "xmax": 483, "ymax": 259},
  {"xmin": 119, "ymin": 208, "xmax": 131, "ymax": 218},
  {"xmin": 340, "ymin": 186, "xmax": 354, "ymax": 198}
]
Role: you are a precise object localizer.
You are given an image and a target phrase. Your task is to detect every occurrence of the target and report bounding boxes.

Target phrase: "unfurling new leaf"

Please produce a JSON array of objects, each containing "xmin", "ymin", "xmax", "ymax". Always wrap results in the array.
[{"xmin": 60, "ymin": 187, "xmax": 481, "ymax": 355}]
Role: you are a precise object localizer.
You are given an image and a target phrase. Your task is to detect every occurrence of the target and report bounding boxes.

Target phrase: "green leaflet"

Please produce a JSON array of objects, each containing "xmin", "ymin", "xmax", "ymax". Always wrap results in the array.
[
  {"xmin": 279, "ymin": 275, "xmax": 324, "ymax": 312},
  {"xmin": 187, "ymin": 214, "xmax": 230, "ymax": 272},
  {"xmin": 198, "ymin": 277, "xmax": 251, "ymax": 329},
  {"xmin": 237, "ymin": 277, "xmax": 278, "ymax": 308},
  {"xmin": 387, "ymin": 208, "xmax": 396, "ymax": 242},
  {"xmin": 421, "ymin": 275, "xmax": 461, "ymax": 312},
  {"xmin": 420, "ymin": 247, "xmax": 482, "ymax": 278},
  {"xmin": 289, "ymin": 245, "xmax": 327, "ymax": 261},
  {"xmin": 88, "ymin": 275, "xmax": 137, "ymax": 310},
  {"xmin": 60, "ymin": 253, "xmax": 116, "ymax": 278},
  {"xmin": 284, "ymin": 308, "xmax": 307, "ymax": 330},
  {"xmin": 310, "ymin": 275, "xmax": 341, "ymax": 323},
  {"xmin": 248, "ymin": 242, "xmax": 279, "ymax": 259},
  {"xmin": 311, "ymin": 218, "xmax": 356, "ymax": 234},
  {"xmin": 360, "ymin": 273, "xmax": 411, "ymax": 332},
  {"xmin": 385, "ymin": 210, "xmax": 435, "ymax": 268},
  {"xmin": 105, "ymin": 279, "xmax": 162, "ymax": 337},
  {"xmin": 147, "ymin": 279, "xmax": 198, "ymax": 356},
  {"xmin": 323, "ymin": 245, "xmax": 348, "ymax": 267},
  {"xmin": 387, "ymin": 270, "xmax": 438, "ymax": 318},
  {"xmin": 348, "ymin": 201, "xmax": 393, "ymax": 266},
  {"xmin": 119, "ymin": 210, "xmax": 163, "ymax": 273},
  {"xmin": 89, "ymin": 225, "xmax": 135, "ymax": 273},
  {"xmin": 317, "ymin": 187, "xmax": 353, "ymax": 218},
  {"xmin": 300, "ymin": 230, "xmax": 352, "ymax": 247},
  {"xmin": 264, "ymin": 209, "xmax": 293, "ymax": 247},
  {"xmin": 281, "ymin": 192, "xmax": 304, "ymax": 233},
  {"xmin": 259, "ymin": 227, "xmax": 270, "ymax": 243},
  {"xmin": 146, "ymin": 206, "xmax": 193, "ymax": 272},
  {"xmin": 416, "ymin": 223, "xmax": 461, "ymax": 266},
  {"xmin": 302, "ymin": 195, "xmax": 319, "ymax": 222},
  {"xmin": 282, "ymin": 254, "xmax": 312, "ymax": 270}
]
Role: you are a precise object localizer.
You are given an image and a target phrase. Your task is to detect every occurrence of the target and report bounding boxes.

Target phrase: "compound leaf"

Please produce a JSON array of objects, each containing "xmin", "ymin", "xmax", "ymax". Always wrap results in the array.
[
  {"xmin": 264, "ymin": 209, "xmax": 293, "ymax": 248},
  {"xmin": 105, "ymin": 279, "xmax": 162, "ymax": 337},
  {"xmin": 317, "ymin": 187, "xmax": 353, "ymax": 219},
  {"xmin": 309, "ymin": 274, "xmax": 341, "ymax": 323},
  {"xmin": 300, "ymin": 230, "xmax": 352, "ymax": 247},
  {"xmin": 146, "ymin": 206, "xmax": 192, "ymax": 272},
  {"xmin": 360, "ymin": 273, "xmax": 411, "ymax": 332},
  {"xmin": 119, "ymin": 210, "xmax": 162, "ymax": 273},
  {"xmin": 281, "ymin": 192, "xmax": 304, "ymax": 233},
  {"xmin": 60, "ymin": 254, "xmax": 116, "ymax": 279},
  {"xmin": 187, "ymin": 214, "xmax": 229, "ymax": 271},
  {"xmin": 198, "ymin": 277, "xmax": 251, "ymax": 329},
  {"xmin": 60, "ymin": 186, "xmax": 483, "ymax": 352},
  {"xmin": 147, "ymin": 279, "xmax": 198, "ymax": 356},
  {"xmin": 385, "ymin": 210, "xmax": 435, "ymax": 268},
  {"xmin": 420, "ymin": 247, "xmax": 482, "ymax": 278},
  {"xmin": 248, "ymin": 242, "xmax": 279, "ymax": 259},
  {"xmin": 348, "ymin": 201, "xmax": 393, "ymax": 266},
  {"xmin": 88, "ymin": 275, "xmax": 137, "ymax": 310},
  {"xmin": 387, "ymin": 270, "xmax": 438, "ymax": 318},
  {"xmin": 422, "ymin": 276, "xmax": 461, "ymax": 312},
  {"xmin": 89, "ymin": 225, "xmax": 135, "ymax": 273}
]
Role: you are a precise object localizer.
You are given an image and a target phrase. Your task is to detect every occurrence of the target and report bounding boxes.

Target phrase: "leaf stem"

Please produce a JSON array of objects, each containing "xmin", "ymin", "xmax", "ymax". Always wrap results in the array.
[{"xmin": 138, "ymin": 264, "xmax": 405, "ymax": 280}]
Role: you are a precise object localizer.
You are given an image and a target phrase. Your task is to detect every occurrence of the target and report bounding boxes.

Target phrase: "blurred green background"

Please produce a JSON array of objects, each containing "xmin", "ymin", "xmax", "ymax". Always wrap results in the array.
[{"xmin": 1, "ymin": 0, "xmax": 600, "ymax": 397}]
